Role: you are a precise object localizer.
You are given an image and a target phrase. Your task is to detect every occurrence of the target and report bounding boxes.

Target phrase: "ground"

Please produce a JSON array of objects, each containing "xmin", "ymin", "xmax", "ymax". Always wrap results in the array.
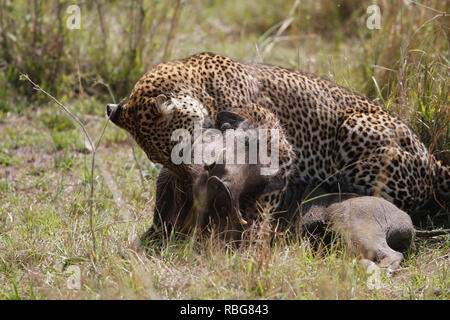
[{"xmin": 0, "ymin": 0, "xmax": 448, "ymax": 299}]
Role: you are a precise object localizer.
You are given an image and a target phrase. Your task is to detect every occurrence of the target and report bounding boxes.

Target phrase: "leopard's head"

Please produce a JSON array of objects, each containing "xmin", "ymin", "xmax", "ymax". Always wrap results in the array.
[{"xmin": 106, "ymin": 68, "xmax": 212, "ymax": 178}]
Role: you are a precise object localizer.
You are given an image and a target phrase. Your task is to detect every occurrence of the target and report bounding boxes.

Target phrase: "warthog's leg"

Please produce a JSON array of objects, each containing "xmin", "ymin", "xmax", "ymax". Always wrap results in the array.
[
  {"xmin": 327, "ymin": 196, "xmax": 414, "ymax": 272},
  {"xmin": 140, "ymin": 167, "xmax": 193, "ymax": 247}
]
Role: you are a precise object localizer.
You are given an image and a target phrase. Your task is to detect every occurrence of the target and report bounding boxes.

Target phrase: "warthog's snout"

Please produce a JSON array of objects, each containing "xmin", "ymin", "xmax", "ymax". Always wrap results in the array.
[{"xmin": 206, "ymin": 176, "xmax": 248, "ymax": 226}]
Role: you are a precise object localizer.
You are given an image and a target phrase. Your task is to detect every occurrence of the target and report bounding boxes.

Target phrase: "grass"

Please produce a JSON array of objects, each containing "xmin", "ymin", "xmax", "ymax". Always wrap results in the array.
[{"xmin": 0, "ymin": 0, "xmax": 449, "ymax": 299}]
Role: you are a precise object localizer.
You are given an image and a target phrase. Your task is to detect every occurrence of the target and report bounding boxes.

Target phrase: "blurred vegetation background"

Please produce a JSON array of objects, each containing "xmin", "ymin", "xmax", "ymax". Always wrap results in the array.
[{"xmin": 0, "ymin": 0, "xmax": 448, "ymax": 156}]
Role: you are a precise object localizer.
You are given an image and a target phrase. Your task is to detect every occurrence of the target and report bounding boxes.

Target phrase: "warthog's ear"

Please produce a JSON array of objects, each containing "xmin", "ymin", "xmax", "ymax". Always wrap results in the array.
[
  {"xmin": 207, "ymin": 176, "xmax": 247, "ymax": 226},
  {"xmin": 207, "ymin": 176, "xmax": 232, "ymax": 214},
  {"xmin": 217, "ymin": 111, "xmax": 249, "ymax": 131}
]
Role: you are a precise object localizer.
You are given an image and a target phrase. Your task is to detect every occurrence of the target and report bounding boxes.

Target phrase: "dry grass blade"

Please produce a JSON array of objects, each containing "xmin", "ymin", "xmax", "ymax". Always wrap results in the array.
[
  {"xmin": 162, "ymin": 0, "xmax": 183, "ymax": 61},
  {"xmin": 260, "ymin": 0, "xmax": 300, "ymax": 58},
  {"xmin": 19, "ymin": 73, "xmax": 115, "ymax": 262},
  {"xmin": 93, "ymin": 79, "xmax": 147, "ymax": 192}
]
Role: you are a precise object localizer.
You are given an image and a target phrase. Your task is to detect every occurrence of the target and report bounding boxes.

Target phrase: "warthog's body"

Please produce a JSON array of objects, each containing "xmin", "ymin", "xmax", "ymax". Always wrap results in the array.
[{"xmin": 293, "ymin": 184, "xmax": 415, "ymax": 271}]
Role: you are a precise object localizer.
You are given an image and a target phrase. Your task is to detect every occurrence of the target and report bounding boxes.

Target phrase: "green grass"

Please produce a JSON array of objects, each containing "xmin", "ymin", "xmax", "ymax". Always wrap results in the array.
[{"xmin": 0, "ymin": 0, "xmax": 448, "ymax": 299}]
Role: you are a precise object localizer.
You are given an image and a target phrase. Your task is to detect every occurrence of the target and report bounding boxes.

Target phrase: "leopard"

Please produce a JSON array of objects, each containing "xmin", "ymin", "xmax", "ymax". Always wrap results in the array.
[{"xmin": 106, "ymin": 52, "xmax": 449, "ymax": 219}]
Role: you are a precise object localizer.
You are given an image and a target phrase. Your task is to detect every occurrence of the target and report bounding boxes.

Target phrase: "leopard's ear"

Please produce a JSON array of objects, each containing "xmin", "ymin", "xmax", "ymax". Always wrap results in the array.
[
  {"xmin": 153, "ymin": 94, "xmax": 175, "ymax": 124},
  {"xmin": 217, "ymin": 111, "xmax": 249, "ymax": 131},
  {"xmin": 154, "ymin": 94, "xmax": 169, "ymax": 114}
]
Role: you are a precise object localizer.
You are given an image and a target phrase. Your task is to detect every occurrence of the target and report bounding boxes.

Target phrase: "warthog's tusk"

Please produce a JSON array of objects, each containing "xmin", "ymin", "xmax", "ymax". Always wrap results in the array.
[{"xmin": 233, "ymin": 208, "xmax": 248, "ymax": 226}]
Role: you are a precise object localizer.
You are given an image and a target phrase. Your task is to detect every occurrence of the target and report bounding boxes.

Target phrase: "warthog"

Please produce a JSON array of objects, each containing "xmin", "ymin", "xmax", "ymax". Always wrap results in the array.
[
  {"xmin": 289, "ymin": 184, "xmax": 414, "ymax": 271},
  {"xmin": 140, "ymin": 111, "xmax": 448, "ymax": 272},
  {"xmin": 186, "ymin": 144, "xmax": 418, "ymax": 270}
]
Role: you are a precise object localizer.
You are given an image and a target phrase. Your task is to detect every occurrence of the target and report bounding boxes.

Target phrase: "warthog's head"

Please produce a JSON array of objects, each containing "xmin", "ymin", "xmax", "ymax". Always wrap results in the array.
[{"xmin": 191, "ymin": 111, "xmax": 283, "ymax": 240}]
